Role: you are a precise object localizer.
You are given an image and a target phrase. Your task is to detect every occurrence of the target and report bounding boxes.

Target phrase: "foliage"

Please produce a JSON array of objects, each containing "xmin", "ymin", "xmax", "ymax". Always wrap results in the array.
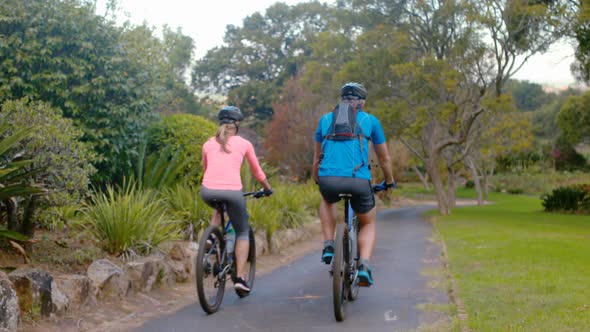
[
  {"xmin": 557, "ymin": 90, "xmax": 590, "ymax": 146},
  {"xmin": 434, "ymin": 193, "xmax": 590, "ymax": 330},
  {"xmin": 0, "ymin": 0, "xmax": 163, "ymax": 184},
  {"xmin": 541, "ymin": 184, "xmax": 590, "ymax": 213},
  {"xmin": 161, "ymin": 183, "xmax": 210, "ymax": 239},
  {"xmin": 0, "ymin": 126, "xmax": 45, "ymax": 202},
  {"xmin": 132, "ymin": 139, "xmax": 187, "ymax": 190},
  {"xmin": 147, "ymin": 113, "xmax": 217, "ymax": 185},
  {"xmin": 1, "ymin": 99, "xmax": 96, "ymax": 204},
  {"xmin": 553, "ymin": 136, "xmax": 588, "ymax": 171},
  {"xmin": 506, "ymin": 79, "xmax": 552, "ymax": 112},
  {"xmin": 264, "ymin": 75, "xmax": 328, "ymax": 181},
  {"xmin": 37, "ymin": 203, "xmax": 83, "ymax": 231},
  {"xmin": 79, "ymin": 181, "xmax": 181, "ymax": 256},
  {"xmin": 191, "ymin": 1, "xmax": 338, "ymax": 126}
]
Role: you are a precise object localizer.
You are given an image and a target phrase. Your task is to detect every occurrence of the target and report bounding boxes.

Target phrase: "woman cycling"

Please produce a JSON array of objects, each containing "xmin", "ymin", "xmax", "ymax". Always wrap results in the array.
[{"xmin": 200, "ymin": 106, "xmax": 273, "ymax": 297}]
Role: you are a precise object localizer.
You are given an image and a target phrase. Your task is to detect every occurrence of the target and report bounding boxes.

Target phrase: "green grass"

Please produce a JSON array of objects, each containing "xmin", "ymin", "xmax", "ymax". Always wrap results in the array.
[{"xmin": 432, "ymin": 193, "xmax": 590, "ymax": 331}]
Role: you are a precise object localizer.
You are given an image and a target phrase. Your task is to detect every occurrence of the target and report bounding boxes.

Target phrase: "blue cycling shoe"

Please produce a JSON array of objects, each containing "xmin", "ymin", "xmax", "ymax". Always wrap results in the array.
[
  {"xmin": 321, "ymin": 245, "xmax": 334, "ymax": 264},
  {"xmin": 357, "ymin": 263, "xmax": 374, "ymax": 287}
]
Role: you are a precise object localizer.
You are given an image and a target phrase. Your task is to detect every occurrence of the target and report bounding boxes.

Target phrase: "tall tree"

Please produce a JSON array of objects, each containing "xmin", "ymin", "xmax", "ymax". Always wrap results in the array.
[
  {"xmin": 191, "ymin": 1, "xmax": 339, "ymax": 127},
  {"xmin": 0, "ymin": 0, "xmax": 159, "ymax": 184}
]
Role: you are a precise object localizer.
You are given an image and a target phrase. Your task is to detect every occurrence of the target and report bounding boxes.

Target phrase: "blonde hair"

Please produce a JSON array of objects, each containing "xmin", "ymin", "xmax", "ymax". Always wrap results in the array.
[{"xmin": 215, "ymin": 123, "xmax": 237, "ymax": 153}]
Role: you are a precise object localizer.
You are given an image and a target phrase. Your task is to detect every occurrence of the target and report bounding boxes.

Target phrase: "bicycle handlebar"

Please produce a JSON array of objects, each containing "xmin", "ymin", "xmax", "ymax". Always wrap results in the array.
[
  {"xmin": 244, "ymin": 189, "xmax": 274, "ymax": 198},
  {"xmin": 372, "ymin": 180, "xmax": 396, "ymax": 193}
]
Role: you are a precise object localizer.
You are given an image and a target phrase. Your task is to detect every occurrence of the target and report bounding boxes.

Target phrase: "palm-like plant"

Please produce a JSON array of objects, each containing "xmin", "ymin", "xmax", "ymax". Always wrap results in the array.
[{"xmin": 0, "ymin": 125, "xmax": 45, "ymax": 240}]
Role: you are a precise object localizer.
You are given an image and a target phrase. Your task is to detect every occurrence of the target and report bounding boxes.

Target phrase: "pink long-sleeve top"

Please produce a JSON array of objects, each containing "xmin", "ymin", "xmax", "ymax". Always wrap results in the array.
[{"xmin": 201, "ymin": 135, "xmax": 266, "ymax": 190}]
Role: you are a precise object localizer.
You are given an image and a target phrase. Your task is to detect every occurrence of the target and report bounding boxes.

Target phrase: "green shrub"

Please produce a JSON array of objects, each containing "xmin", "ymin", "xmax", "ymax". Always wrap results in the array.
[
  {"xmin": 80, "ymin": 181, "xmax": 181, "ymax": 256},
  {"xmin": 161, "ymin": 183, "xmax": 210, "ymax": 239},
  {"xmin": 147, "ymin": 114, "xmax": 217, "ymax": 186},
  {"xmin": 464, "ymin": 180, "xmax": 475, "ymax": 189},
  {"xmin": 541, "ymin": 185, "xmax": 588, "ymax": 213},
  {"xmin": 507, "ymin": 188, "xmax": 524, "ymax": 195}
]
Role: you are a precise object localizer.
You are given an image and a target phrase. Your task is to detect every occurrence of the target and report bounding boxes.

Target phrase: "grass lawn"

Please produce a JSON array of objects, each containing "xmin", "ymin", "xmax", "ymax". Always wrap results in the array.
[{"xmin": 431, "ymin": 192, "xmax": 590, "ymax": 331}]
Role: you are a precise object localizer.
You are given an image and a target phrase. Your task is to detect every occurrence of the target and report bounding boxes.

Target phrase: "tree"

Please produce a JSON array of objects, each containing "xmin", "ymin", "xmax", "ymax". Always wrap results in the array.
[
  {"xmin": 557, "ymin": 90, "xmax": 590, "ymax": 145},
  {"xmin": 1, "ymin": 98, "xmax": 95, "ymax": 237},
  {"xmin": 264, "ymin": 75, "xmax": 330, "ymax": 181},
  {"xmin": 340, "ymin": 0, "xmax": 568, "ymax": 214},
  {"xmin": 506, "ymin": 79, "xmax": 551, "ymax": 111},
  {"xmin": 0, "ymin": 0, "xmax": 162, "ymax": 184},
  {"xmin": 191, "ymin": 2, "xmax": 338, "ymax": 127}
]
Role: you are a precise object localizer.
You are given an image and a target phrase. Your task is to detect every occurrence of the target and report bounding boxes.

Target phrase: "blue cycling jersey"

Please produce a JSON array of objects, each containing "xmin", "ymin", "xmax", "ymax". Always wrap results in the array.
[{"xmin": 314, "ymin": 110, "xmax": 386, "ymax": 180}]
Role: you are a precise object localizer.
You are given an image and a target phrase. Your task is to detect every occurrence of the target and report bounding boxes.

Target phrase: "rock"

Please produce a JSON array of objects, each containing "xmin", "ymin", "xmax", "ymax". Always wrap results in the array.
[
  {"xmin": 87, "ymin": 259, "xmax": 131, "ymax": 299},
  {"xmin": 50, "ymin": 279, "xmax": 68, "ymax": 316},
  {"xmin": 186, "ymin": 241, "xmax": 198, "ymax": 278},
  {"xmin": 53, "ymin": 274, "xmax": 96, "ymax": 310},
  {"xmin": 0, "ymin": 271, "xmax": 19, "ymax": 332},
  {"xmin": 254, "ymin": 230, "xmax": 268, "ymax": 256},
  {"xmin": 124, "ymin": 255, "xmax": 177, "ymax": 292},
  {"xmin": 168, "ymin": 242, "xmax": 188, "ymax": 261},
  {"xmin": 9, "ymin": 268, "xmax": 54, "ymax": 317}
]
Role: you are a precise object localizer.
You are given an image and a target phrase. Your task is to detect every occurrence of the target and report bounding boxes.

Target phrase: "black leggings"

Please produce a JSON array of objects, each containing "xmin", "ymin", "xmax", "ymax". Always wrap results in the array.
[{"xmin": 200, "ymin": 187, "xmax": 249, "ymax": 240}]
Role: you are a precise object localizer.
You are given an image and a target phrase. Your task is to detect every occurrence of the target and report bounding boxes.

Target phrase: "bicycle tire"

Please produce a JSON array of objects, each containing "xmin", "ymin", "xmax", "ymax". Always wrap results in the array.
[
  {"xmin": 247, "ymin": 226, "xmax": 256, "ymax": 288},
  {"xmin": 233, "ymin": 226, "xmax": 256, "ymax": 298},
  {"xmin": 347, "ymin": 216, "xmax": 360, "ymax": 301},
  {"xmin": 196, "ymin": 225, "xmax": 226, "ymax": 314},
  {"xmin": 332, "ymin": 223, "xmax": 348, "ymax": 321}
]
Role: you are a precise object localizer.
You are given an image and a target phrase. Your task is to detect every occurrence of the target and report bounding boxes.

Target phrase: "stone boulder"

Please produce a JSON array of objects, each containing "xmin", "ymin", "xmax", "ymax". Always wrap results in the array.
[
  {"xmin": 53, "ymin": 274, "xmax": 97, "ymax": 310},
  {"xmin": 0, "ymin": 271, "xmax": 19, "ymax": 332},
  {"xmin": 8, "ymin": 268, "xmax": 60, "ymax": 317},
  {"xmin": 87, "ymin": 259, "xmax": 131, "ymax": 299},
  {"xmin": 124, "ymin": 256, "xmax": 175, "ymax": 292}
]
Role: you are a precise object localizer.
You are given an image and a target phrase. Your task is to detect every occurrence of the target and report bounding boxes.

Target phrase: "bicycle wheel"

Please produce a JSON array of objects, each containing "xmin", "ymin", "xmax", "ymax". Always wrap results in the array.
[
  {"xmin": 347, "ymin": 217, "xmax": 360, "ymax": 301},
  {"xmin": 332, "ymin": 223, "xmax": 348, "ymax": 321},
  {"xmin": 196, "ymin": 225, "xmax": 226, "ymax": 314},
  {"xmin": 246, "ymin": 226, "xmax": 256, "ymax": 288},
  {"xmin": 233, "ymin": 226, "xmax": 256, "ymax": 298}
]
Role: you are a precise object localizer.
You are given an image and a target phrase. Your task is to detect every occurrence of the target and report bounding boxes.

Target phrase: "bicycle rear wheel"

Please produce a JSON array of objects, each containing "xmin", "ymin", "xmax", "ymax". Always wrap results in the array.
[
  {"xmin": 347, "ymin": 216, "xmax": 360, "ymax": 301},
  {"xmin": 233, "ymin": 226, "xmax": 256, "ymax": 298},
  {"xmin": 196, "ymin": 225, "xmax": 226, "ymax": 314},
  {"xmin": 246, "ymin": 226, "xmax": 256, "ymax": 288},
  {"xmin": 332, "ymin": 223, "xmax": 348, "ymax": 321}
]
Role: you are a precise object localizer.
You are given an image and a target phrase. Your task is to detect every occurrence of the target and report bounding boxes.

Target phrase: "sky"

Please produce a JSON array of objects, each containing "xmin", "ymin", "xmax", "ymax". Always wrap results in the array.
[{"xmin": 95, "ymin": 0, "xmax": 578, "ymax": 88}]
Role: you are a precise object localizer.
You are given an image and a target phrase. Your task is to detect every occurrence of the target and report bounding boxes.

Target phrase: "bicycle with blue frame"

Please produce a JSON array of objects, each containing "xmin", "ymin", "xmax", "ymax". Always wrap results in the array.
[
  {"xmin": 331, "ymin": 181, "xmax": 394, "ymax": 321},
  {"xmin": 196, "ymin": 189, "xmax": 272, "ymax": 314}
]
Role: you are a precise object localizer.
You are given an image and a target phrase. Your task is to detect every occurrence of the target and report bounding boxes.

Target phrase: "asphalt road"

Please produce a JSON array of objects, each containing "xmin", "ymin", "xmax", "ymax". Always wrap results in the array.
[{"xmin": 135, "ymin": 206, "xmax": 451, "ymax": 332}]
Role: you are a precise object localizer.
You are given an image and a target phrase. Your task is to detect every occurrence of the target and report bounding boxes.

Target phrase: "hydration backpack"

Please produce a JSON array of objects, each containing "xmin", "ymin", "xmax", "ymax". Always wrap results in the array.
[{"xmin": 324, "ymin": 102, "xmax": 362, "ymax": 141}]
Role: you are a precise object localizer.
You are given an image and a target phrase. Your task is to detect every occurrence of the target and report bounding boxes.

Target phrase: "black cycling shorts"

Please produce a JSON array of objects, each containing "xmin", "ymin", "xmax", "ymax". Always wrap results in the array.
[
  {"xmin": 200, "ymin": 187, "xmax": 250, "ymax": 240},
  {"xmin": 318, "ymin": 176, "xmax": 375, "ymax": 214}
]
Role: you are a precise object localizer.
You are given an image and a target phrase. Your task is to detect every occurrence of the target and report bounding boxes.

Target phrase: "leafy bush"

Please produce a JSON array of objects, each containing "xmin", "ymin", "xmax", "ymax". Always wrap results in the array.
[
  {"xmin": 465, "ymin": 180, "xmax": 475, "ymax": 189},
  {"xmin": 541, "ymin": 185, "xmax": 589, "ymax": 213},
  {"xmin": 507, "ymin": 188, "xmax": 524, "ymax": 195},
  {"xmin": 161, "ymin": 183, "xmax": 210, "ymax": 239},
  {"xmin": 80, "ymin": 181, "xmax": 181, "ymax": 256},
  {"xmin": 147, "ymin": 114, "xmax": 217, "ymax": 186}
]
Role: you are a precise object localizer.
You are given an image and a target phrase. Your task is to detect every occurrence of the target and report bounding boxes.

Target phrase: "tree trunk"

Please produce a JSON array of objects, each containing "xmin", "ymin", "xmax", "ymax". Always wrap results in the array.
[
  {"xmin": 426, "ymin": 159, "xmax": 450, "ymax": 215},
  {"xmin": 22, "ymin": 195, "xmax": 39, "ymax": 238},
  {"xmin": 412, "ymin": 165, "xmax": 430, "ymax": 190},
  {"xmin": 5, "ymin": 198, "xmax": 18, "ymax": 231},
  {"xmin": 447, "ymin": 166, "xmax": 457, "ymax": 210},
  {"xmin": 466, "ymin": 157, "xmax": 483, "ymax": 206}
]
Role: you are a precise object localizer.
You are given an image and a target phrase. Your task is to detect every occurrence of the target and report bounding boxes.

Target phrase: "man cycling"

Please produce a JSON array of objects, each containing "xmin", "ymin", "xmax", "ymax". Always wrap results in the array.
[{"xmin": 312, "ymin": 82, "xmax": 395, "ymax": 286}]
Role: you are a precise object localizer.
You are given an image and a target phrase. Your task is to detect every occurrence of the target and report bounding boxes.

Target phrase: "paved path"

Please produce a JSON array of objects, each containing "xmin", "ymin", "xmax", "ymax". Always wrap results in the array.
[{"xmin": 135, "ymin": 206, "xmax": 451, "ymax": 332}]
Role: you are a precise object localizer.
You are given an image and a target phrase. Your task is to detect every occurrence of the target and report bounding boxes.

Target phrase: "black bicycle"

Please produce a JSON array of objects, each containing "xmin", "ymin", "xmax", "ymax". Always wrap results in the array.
[
  {"xmin": 196, "ymin": 190, "xmax": 271, "ymax": 314},
  {"xmin": 331, "ymin": 182, "xmax": 392, "ymax": 321}
]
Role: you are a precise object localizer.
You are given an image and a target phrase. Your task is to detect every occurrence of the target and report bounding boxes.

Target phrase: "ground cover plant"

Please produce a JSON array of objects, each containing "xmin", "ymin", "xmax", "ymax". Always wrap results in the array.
[{"xmin": 432, "ymin": 192, "xmax": 590, "ymax": 331}]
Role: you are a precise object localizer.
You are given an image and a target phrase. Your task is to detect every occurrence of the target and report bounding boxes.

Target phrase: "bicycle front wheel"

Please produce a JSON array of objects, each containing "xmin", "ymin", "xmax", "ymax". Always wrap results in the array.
[
  {"xmin": 196, "ymin": 225, "xmax": 226, "ymax": 314},
  {"xmin": 332, "ymin": 223, "xmax": 348, "ymax": 321}
]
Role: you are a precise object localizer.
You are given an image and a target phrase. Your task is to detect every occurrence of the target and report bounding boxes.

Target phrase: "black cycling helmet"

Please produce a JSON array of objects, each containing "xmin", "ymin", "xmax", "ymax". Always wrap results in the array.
[
  {"xmin": 217, "ymin": 106, "xmax": 243, "ymax": 124},
  {"xmin": 340, "ymin": 82, "xmax": 367, "ymax": 100}
]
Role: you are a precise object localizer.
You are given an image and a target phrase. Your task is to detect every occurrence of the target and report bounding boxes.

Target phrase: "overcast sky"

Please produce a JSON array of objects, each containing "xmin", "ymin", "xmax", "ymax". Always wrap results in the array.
[{"xmin": 96, "ymin": 0, "xmax": 578, "ymax": 87}]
